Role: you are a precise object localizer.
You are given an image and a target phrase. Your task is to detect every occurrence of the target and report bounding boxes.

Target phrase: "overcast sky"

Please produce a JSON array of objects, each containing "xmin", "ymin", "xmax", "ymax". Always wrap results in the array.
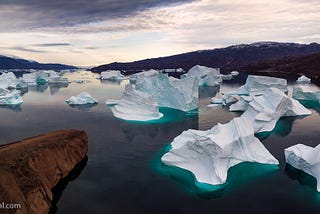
[{"xmin": 0, "ymin": 0, "xmax": 319, "ymax": 66}]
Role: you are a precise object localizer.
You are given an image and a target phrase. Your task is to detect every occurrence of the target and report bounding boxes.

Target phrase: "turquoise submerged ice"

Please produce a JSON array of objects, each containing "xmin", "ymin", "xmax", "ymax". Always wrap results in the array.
[
  {"xmin": 66, "ymin": 92, "xmax": 98, "ymax": 105},
  {"xmin": 161, "ymin": 117, "xmax": 279, "ymax": 186},
  {"xmin": 285, "ymin": 144, "xmax": 320, "ymax": 191},
  {"xmin": 112, "ymin": 84, "xmax": 163, "ymax": 121},
  {"xmin": 136, "ymin": 72, "xmax": 198, "ymax": 112}
]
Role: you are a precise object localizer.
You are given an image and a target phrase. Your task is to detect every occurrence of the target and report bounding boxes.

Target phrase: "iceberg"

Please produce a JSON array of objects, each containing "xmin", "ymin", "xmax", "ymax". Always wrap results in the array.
[
  {"xmin": 0, "ymin": 72, "xmax": 20, "ymax": 89},
  {"xmin": 0, "ymin": 90, "xmax": 23, "ymax": 105},
  {"xmin": 210, "ymin": 94, "xmax": 237, "ymax": 105},
  {"xmin": 105, "ymin": 99, "xmax": 120, "ymax": 106},
  {"xmin": 100, "ymin": 70, "xmax": 125, "ymax": 81},
  {"xmin": 183, "ymin": 65, "xmax": 222, "ymax": 86},
  {"xmin": 292, "ymin": 86, "xmax": 320, "ymax": 102},
  {"xmin": 136, "ymin": 72, "xmax": 198, "ymax": 112},
  {"xmin": 296, "ymin": 75, "xmax": 311, "ymax": 84},
  {"xmin": 285, "ymin": 144, "xmax": 320, "ymax": 191},
  {"xmin": 66, "ymin": 92, "xmax": 98, "ymax": 105},
  {"xmin": 112, "ymin": 84, "xmax": 163, "ymax": 121},
  {"xmin": 161, "ymin": 117, "xmax": 279, "ymax": 186},
  {"xmin": 129, "ymin": 69, "xmax": 160, "ymax": 84},
  {"xmin": 231, "ymin": 71, "xmax": 239, "ymax": 76},
  {"xmin": 221, "ymin": 74, "xmax": 233, "ymax": 81},
  {"xmin": 235, "ymin": 75, "xmax": 287, "ymax": 95},
  {"xmin": 234, "ymin": 88, "xmax": 311, "ymax": 133}
]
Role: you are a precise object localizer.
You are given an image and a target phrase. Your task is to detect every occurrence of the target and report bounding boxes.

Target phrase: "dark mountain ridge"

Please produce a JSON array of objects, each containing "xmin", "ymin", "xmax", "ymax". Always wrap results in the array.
[{"xmin": 91, "ymin": 42, "xmax": 320, "ymax": 74}]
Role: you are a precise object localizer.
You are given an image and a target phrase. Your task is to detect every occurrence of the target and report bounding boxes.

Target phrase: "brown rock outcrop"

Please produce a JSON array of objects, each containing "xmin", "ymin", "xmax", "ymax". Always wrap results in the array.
[{"xmin": 0, "ymin": 130, "xmax": 88, "ymax": 214}]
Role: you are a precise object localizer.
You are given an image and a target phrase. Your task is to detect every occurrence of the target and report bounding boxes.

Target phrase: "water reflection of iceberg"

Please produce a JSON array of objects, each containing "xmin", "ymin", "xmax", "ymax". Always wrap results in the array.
[
  {"xmin": 152, "ymin": 146, "xmax": 278, "ymax": 198},
  {"xmin": 28, "ymin": 84, "xmax": 48, "ymax": 93},
  {"xmin": 199, "ymin": 85, "xmax": 220, "ymax": 98},
  {"xmin": 49, "ymin": 82, "xmax": 69, "ymax": 95},
  {"xmin": 285, "ymin": 164, "xmax": 318, "ymax": 192},
  {"xmin": 0, "ymin": 104, "xmax": 22, "ymax": 112},
  {"xmin": 68, "ymin": 103, "xmax": 97, "ymax": 112}
]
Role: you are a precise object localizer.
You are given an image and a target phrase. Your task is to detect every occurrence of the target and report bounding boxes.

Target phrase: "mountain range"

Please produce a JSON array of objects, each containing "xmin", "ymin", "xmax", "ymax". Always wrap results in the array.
[
  {"xmin": 90, "ymin": 42, "xmax": 320, "ymax": 75},
  {"xmin": 0, "ymin": 55, "xmax": 77, "ymax": 70}
]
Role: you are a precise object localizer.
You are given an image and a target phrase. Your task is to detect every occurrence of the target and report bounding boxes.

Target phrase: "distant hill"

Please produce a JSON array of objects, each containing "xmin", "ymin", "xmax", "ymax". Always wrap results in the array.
[
  {"xmin": 240, "ymin": 52, "xmax": 320, "ymax": 83},
  {"xmin": 0, "ymin": 55, "xmax": 77, "ymax": 70},
  {"xmin": 91, "ymin": 42, "xmax": 320, "ymax": 74}
]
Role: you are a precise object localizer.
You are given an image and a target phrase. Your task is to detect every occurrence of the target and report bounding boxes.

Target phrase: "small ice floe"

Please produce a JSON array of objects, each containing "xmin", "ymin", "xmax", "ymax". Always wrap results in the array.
[
  {"xmin": 296, "ymin": 75, "xmax": 311, "ymax": 84},
  {"xmin": 231, "ymin": 71, "xmax": 239, "ymax": 76},
  {"xmin": 292, "ymin": 86, "xmax": 320, "ymax": 102},
  {"xmin": 66, "ymin": 92, "xmax": 98, "ymax": 105},
  {"xmin": 105, "ymin": 99, "xmax": 120, "ymax": 106},
  {"xmin": 100, "ymin": 70, "xmax": 126, "ymax": 81}
]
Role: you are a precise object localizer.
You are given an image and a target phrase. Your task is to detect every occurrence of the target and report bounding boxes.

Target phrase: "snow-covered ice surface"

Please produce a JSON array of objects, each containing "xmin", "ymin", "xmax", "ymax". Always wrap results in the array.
[
  {"xmin": 161, "ymin": 117, "xmax": 279, "ymax": 186},
  {"xmin": 100, "ymin": 70, "xmax": 125, "ymax": 81},
  {"xmin": 112, "ymin": 84, "xmax": 163, "ymax": 121},
  {"xmin": 292, "ymin": 86, "xmax": 320, "ymax": 102},
  {"xmin": 285, "ymin": 144, "xmax": 320, "ymax": 191},
  {"xmin": 232, "ymin": 88, "xmax": 311, "ymax": 133},
  {"xmin": 184, "ymin": 65, "xmax": 222, "ymax": 86},
  {"xmin": 234, "ymin": 75, "xmax": 287, "ymax": 95},
  {"xmin": 136, "ymin": 72, "xmax": 198, "ymax": 112},
  {"xmin": 296, "ymin": 75, "xmax": 311, "ymax": 84},
  {"xmin": 0, "ymin": 90, "xmax": 23, "ymax": 105},
  {"xmin": 66, "ymin": 92, "xmax": 98, "ymax": 105}
]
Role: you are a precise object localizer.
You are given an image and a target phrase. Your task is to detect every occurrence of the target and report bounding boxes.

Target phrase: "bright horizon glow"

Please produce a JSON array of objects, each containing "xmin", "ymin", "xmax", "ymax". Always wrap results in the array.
[{"xmin": 0, "ymin": 0, "xmax": 319, "ymax": 66}]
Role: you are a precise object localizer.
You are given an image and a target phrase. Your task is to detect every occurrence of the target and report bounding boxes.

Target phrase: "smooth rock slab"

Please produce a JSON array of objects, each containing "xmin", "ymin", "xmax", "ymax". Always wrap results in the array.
[
  {"xmin": 0, "ymin": 130, "xmax": 88, "ymax": 214},
  {"xmin": 285, "ymin": 144, "xmax": 320, "ymax": 191},
  {"xmin": 161, "ymin": 117, "xmax": 279, "ymax": 186}
]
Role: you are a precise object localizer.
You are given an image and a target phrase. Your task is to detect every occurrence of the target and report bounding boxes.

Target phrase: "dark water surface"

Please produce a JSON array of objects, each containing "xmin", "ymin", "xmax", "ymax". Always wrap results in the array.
[{"xmin": 0, "ymin": 71, "xmax": 320, "ymax": 214}]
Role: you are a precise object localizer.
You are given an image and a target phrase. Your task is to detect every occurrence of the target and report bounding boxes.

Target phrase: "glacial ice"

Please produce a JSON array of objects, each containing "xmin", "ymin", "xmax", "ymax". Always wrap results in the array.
[
  {"xmin": 221, "ymin": 74, "xmax": 233, "ymax": 80},
  {"xmin": 292, "ymin": 86, "xmax": 320, "ymax": 102},
  {"xmin": 0, "ymin": 90, "xmax": 23, "ymax": 105},
  {"xmin": 183, "ymin": 65, "xmax": 222, "ymax": 86},
  {"xmin": 161, "ymin": 117, "xmax": 279, "ymax": 186},
  {"xmin": 136, "ymin": 72, "xmax": 198, "ymax": 112},
  {"xmin": 231, "ymin": 71, "xmax": 239, "ymax": 76},
  {"xmin": 232, "ymin": 88, "xmax": 311, "ymax": 133},
  {"xmin": 22, "ymin": 71, "xmax": 69, "ymax": 86},
  {"xmin": 105, "ymin": 99, "xmax": 120, "ymax": 106},
  {"xmin": 210, "ymin": 94, "xmax": 237, "ymax": 105},
  {"xmin": 66, "ymin": 92, "xmax": 98, "ymax": 105},
  {"xmin": 129, "ymin": 69, "xmax": 160, "ymax": 84},
  {"xmin": 100, "ymin": 70, "xmax": 125, "ymax": 81},
  {"xmin": 0, "ymin": 72, "xmax": 20, "ymax": 89},
  {"xmin": 285, "ymin": 144, "xmax": 320, "ymax": 191},
  {"xmin": 234, "ymin": 75, "xmax": 288, "ymax": 95},
  {"xmin": 112, "ymin": 84, "xmax": 163, "ymax": 121},
  {"xmin": 296, "ymin": 75, "xmax": 311, "ymax": 84}
]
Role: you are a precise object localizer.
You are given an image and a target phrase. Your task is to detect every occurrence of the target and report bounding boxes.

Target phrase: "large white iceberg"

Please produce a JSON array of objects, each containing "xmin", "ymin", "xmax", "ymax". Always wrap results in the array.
[
  {"xmin": 183, "ymin": 65, "xmax": 222, "ymax": 86},
  {"xmin": 112, "ymin": 84, "xmax": 163, "ymax": 121},
  {"xmin": 136, "ymin": 72, "xmax": 198, "ymax": 112},
  {"xmin": 296, "ymin": 75, "xmax": 311, "ymax": 84},
  {"xmin": 22, "ymin": 71, "xmax": 69, "ymax": 86},
  {"xmin": 100, "ymin": 70, "xmax": 125, "ymax": 81},
  {"xmin": 0, "ymin": 90, "xmax": 23, "ymax": 105},
  {"xmin": 292, "ymin": 86, "xmax": 320, "ymax": 102},
  {"xmin": 0, "ymin": 72, "xmax": 20, "ymax": 89},
  {"xmin": 234, "ymin": 75, "xmax": 287, "ymax": 95},
  {"xmin": 129, "ymin": 69, "xmax": 160, "ymax": 84},
  {"xmin": 66, "ymin": 92, "xmax": 98, "ymax": 105},
  {"xmin": 231, "ymin": 88, "xmax": 311, "ymax": 133},
  {"xmin": 285, "ymin": 144, "xmax": 320, "ymax": 191},
  {"xmin": 161, "ymin": 117, "xmax": 279, "ymax": 186}
]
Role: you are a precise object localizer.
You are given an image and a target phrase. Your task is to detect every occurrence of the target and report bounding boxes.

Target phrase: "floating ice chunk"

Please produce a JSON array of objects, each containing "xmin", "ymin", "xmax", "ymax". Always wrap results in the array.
[
  {"xmin": 112, "ymin": 84, "xmax": 163, "ymax": 121},
  {"xmin": 240, "ymin": 88, "xmax": 311, "ymax": 133},
  {"xmin": 0, "ymin": 72, "xmax": 20, "ymax": 89},
  {"xmin": 207, "ymin": 103, "xmax": 220, "ymax": 108},
  {"xmin": 285, "ymin": 144, "xmax": 320, "ymax": 191},
  {"xmin": 22, "ymin": 73, "xmax": 37, "ymax": 86},
  {"xmin": 231, "ymin": 71, "xmax": 239, "ymax": 76},
  {"xmin": 75, "ymin": 79, "xmax": 84, "ymax": 83},
  {"xmin": 66, "ymin": 92, "xmax": 98, "ymax": 105},
  {"xmin": 292, "ymin": 86, "xmax": 320, "ymax": 102},
  {"xmin": 296, "ymin": 75, "xmax": 311, "ymax": 84},
  {"xmin": 161, "ymin": 117, "xmax": 279, "ymax": 186},
  {"xmin": 49, "ymin": 76, "xmax": 69, "ymax": 84},
  {"xmin": 184, "ymin": 65, "xmax": 222, "ymax": 86},
  {"xmin": 136, "ymin": 72, "xmax": 198, "ymax": 112},
  {"xmin": 210, "ymin": 94, "xmax": 237, "ymax": 105},
  {"xmin": 235, "ymin": 75, "xmax": 287, "ymax": 95},
  {"xmin": 229, "ymin": 95, "xmax": 253, "ymax": 111},
  {"xmin": 221, "ymin": 74, "xmax": 233, "ymax": 80},
  {"xmin": 0, "ymin": 90, "xmax": 23, "ymax": 105},
  {"xmin": 105, "ymin": 99, "xmax": 120, "ymax": 106},
  {"xmin": 100, "ymin": 70, "xmax": 125, "ymax": 81}
]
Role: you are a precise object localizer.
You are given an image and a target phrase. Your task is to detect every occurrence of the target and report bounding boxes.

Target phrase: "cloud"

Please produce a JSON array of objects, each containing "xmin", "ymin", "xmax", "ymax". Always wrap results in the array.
[
  {"xmin": 33, "ymin": 43, "xmax": 71, "ymax": 47},
  {"xmin": 0, "ymin": 0, "xmax": 196, "ymax": 31},
  {"xmin": 4, "ymin": 46, "xmax": 46, "ymax": 53}
]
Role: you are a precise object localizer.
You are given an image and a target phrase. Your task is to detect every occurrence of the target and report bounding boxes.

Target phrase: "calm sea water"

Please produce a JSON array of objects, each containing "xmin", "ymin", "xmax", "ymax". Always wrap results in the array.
[{"xmin": 0, "ymin": 71, "xmax": 320, "ymax": 214}]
